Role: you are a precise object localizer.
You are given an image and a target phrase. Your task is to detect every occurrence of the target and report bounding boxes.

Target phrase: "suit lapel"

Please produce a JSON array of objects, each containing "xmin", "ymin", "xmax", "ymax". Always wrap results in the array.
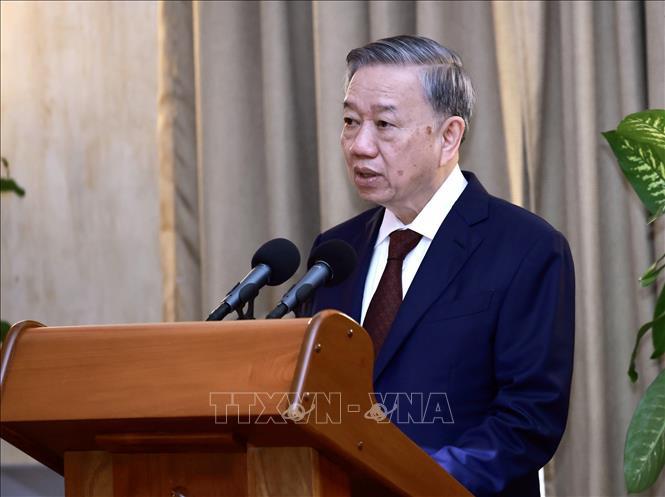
[{"xmin": 373, "ymin": 173, "xmax": 490, "ymax": 382}]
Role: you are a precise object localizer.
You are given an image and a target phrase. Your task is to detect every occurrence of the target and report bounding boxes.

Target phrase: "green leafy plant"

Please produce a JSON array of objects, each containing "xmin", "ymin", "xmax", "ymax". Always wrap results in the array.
[
  {"xmin": 1, "ymin": 156, "xmax": 26, "ymax": 342},
  {"xmin": 602, "ymin": 109, "xmax": 665, "ymax": 493}
]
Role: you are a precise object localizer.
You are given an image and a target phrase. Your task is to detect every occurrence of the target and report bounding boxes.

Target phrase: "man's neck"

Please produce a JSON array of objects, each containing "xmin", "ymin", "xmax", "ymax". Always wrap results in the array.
[
  {"xmin": 390, "ymin": 160, "xmax": 459, "ymax": 224},
  {"xmin": 382, "ymin": 164, "xmax": 466, "ymax": 236}
]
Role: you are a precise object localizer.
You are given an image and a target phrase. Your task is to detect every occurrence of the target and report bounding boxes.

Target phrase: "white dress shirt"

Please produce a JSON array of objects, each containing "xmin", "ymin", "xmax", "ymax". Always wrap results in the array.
[{"xmin": 360, "ymin": 165, "xmax": 468, "ymax": 325}]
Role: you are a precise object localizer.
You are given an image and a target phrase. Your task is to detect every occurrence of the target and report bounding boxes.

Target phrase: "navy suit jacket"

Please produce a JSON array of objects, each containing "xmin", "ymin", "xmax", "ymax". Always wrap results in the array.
[{"xmin": 304, "ymin": 172, "xmax": 575, "ymax": 497}]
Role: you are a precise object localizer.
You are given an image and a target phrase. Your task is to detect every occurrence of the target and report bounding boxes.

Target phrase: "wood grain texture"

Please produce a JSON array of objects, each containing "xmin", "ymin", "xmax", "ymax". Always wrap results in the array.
[
  {"xmin": 316, "ymin": 452, "xmax": 351, "ymax": 497},
  {"xmin": 247, "ymin": 446, "xmax": 350, "ymax": 497},
  {"xmin": 64, "ymin": 451, "xmax": 113, "ymax": 497},
  {"xmin": 95, "ymin": 432, "xmax": 244, "ymax": 453},
  {"xmin": 248, "ymin": 446, "xmax": 315, "ymax": 496},
  {"xmin": 112, "ymin": 452, "xmax": 247, "ymax": 497},
  {"xmin": 290, "ymin": 310, "xmax": 472, "ymax": 497},
  {"xmin": 1, "ymin": 319, "xmax": 308, "ymax": 422},
  {"xmin": 1, "ymin": 313, "xmax": 469, "ymax": 496},
  {"xmin": 0, "ymin": 320, "xmax": 44, "ymax": 386}
]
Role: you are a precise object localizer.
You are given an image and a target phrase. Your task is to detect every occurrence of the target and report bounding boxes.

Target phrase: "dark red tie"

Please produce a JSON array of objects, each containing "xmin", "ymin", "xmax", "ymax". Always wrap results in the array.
[{"xmin": 363, "ymin": 229, "xmax": 423, "ymax": 356}]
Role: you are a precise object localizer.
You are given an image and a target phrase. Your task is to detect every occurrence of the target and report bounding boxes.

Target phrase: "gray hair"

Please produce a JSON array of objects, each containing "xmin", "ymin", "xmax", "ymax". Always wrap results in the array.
[{"xmin": 345, "ymin": 35, "xmax": 476, "ymax": 141}]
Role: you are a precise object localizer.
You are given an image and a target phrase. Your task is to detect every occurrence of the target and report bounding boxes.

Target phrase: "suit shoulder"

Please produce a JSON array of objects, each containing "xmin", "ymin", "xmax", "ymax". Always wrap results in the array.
[
  {"xmin": 488, "ymin": 195, "xmax": 562, "ymax": 236},
  {"xmin": 461, "ymin": 172, "xmax": 567, "ymax": 246},
  {"xmin": 485, "ymin": 194, "xmax": 571, "ymax": 254}
]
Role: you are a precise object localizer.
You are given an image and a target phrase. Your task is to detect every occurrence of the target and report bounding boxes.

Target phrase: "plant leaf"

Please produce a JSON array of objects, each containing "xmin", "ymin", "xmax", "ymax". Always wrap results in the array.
[
  {"xmin": 618, "ymin": 110, "xmax": 665, "ymax": 158},
  {"xmin": 651, "ymin": 286, "xmax": 665, "ymax": 358},
  {"xmin": 624, "ymin": 369, "xmax": 665, "ymax": 493},
  {"xmin": 627, "ymin": 318, "xmax": 661, "ymax": 382},
  {"xmin": 602, "ymin": 109, "xmax": 665, "ymax": 217},
  {"xmin": 628, "ymin": 311, "xmax": 665, "ymax": 382},
  {"xmin": 0, "ymin": 320, "xmax": 10, "ymax": 342},
  {"xmin": 0, "ymin": 177, "xmax": 25, "ymax": 197},
  {"xmin": 640, "ymin": 253, "xmax": 665, "ymax": 287}
]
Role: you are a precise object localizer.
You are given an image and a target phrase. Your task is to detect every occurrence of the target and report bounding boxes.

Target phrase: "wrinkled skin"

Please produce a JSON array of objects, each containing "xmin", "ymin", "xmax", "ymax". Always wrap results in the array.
[{"xmin": 341, "ymin": 64, "xmax": 465, "ymax": 223}]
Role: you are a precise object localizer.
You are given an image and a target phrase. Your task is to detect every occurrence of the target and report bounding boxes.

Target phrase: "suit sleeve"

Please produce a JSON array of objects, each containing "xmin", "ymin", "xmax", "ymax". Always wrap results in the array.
[{"xmin": 431, "ymin": 230, "xmax": 575, "ymax": 496}]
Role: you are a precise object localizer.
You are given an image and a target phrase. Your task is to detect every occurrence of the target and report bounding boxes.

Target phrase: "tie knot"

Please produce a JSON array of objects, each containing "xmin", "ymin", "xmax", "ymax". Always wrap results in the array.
[{"xmin": 388, "ymin": 229, "xmax": 422, "ymax": 261}]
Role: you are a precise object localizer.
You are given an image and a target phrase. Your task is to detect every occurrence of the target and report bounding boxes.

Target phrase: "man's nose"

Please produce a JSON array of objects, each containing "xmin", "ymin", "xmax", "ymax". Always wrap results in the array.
[{"xmin": 349, "ymin": 122, "xmax": 378, "ymax": 158}]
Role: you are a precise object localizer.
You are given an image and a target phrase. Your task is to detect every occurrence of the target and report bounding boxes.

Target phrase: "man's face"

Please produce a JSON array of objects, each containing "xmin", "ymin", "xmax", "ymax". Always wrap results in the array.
[{"xmin": 341, "ymin": 64, "xmax": 451, "ymax": 222}]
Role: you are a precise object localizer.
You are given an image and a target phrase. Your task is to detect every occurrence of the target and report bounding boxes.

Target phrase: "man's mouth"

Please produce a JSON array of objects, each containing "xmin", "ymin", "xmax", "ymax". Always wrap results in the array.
[
  {"xmin": 353, "ymin": 167, "xmax": 383, "ymax": 189},
  {"xmin": 354, "ymin": 167, "xmax": 380, "ymax": 179}
]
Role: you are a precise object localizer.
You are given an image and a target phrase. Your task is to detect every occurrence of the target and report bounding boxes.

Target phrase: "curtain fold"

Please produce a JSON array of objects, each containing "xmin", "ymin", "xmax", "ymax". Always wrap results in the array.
[
  {"xmin": 158, "ymin": 0, "xmax": 200, "ymax": 321},
  {"xmin": 368, "ymin": 0, "xmax": 416, "ymax": 40},
  {"xmin": 416, "ymin": 0, "xmax": 512, "ymax": 200},
  {"xmin": 313, "ymin": 1, "xmax": 372, "ymax": 230},
  {"xmin": 531, "ymin": 2, "xmax": 664, "ymax": 496},
  {"xmin": 258, "ymin": 1, "xmax": 319, "ymax": 242},
  {"xmin": 161, "ymin": 1, "xmax": 665, "ymax": 493}
]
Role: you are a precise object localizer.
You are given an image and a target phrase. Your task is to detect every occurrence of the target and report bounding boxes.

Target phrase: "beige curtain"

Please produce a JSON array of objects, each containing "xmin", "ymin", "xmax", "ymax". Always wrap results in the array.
[{"xmin": 158, "ymin": 1, "xmax": 665, "ymax": 495}]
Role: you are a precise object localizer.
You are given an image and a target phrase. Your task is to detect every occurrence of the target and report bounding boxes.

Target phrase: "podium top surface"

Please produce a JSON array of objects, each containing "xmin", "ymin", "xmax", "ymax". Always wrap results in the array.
[{"xmin": 1, "ymin": 318, "xmax": 309, "ymax": 421}]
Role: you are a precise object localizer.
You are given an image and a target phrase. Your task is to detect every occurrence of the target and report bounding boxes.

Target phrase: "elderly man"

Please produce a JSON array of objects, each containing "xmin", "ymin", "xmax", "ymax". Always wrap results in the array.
[{"xmin": 305, "ymin": 35, "xmax": 575, "ymax": 497}]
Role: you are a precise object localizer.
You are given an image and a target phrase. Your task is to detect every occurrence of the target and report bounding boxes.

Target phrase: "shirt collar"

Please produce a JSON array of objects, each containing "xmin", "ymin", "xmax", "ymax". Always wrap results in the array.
[{"xmin": 375, "ymin": 164, "xmax": 468, "ymax": 246}]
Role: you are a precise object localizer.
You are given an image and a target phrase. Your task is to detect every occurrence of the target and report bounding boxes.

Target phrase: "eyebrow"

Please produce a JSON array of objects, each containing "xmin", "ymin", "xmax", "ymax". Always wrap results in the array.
[{"xmin": 343, "ymin": 101, "xmax": 398, "ymax": 114}]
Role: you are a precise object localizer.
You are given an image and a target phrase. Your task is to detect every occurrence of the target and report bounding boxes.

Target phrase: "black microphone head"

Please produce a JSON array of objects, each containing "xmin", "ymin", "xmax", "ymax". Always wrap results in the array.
[
  {"xmin": 251, "ymin": 238, "xmax": 301, "ymax": 285},
  {"xmin": 307, "ymin": 239, "xmax": 357, "ymax": 286}
]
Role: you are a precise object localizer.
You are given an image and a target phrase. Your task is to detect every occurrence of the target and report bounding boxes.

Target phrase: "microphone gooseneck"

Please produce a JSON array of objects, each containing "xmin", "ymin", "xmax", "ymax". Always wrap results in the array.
[{"xmin": 206, "ymin": 238, "xmax": 300, "ymax": 321}]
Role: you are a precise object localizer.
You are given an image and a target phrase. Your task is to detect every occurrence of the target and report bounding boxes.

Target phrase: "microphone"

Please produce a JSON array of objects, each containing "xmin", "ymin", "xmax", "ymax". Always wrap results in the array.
[
  {"xmin": 206, "ymin": 238, "xmax": 300, "ymax": 321},
  {"xmin": 266, "ymin": 239, "xmax": 357, "ymax": 319}
]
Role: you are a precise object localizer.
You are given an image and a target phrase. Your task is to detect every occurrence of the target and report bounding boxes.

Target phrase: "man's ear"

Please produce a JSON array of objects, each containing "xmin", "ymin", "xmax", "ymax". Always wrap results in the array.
[{"xmin": 439, "ymin": 116, "xmax": 465, "ymax": 165}]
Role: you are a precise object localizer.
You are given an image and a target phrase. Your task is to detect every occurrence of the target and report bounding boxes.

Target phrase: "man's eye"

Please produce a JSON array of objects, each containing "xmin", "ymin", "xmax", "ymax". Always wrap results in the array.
[
  {"xmin": 343, "ymin": 117, "xmax": 356, "ymax": 126},
  {"xmin": 376, "ymin": 120, "xmax": 392, "ymax": 128}
]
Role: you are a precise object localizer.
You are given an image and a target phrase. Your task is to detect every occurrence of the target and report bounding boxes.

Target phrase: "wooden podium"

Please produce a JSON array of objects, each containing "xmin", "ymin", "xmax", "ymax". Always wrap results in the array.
[{"xmin": 0, "ymin": 310, "xmax": 470, "ymax": 496}]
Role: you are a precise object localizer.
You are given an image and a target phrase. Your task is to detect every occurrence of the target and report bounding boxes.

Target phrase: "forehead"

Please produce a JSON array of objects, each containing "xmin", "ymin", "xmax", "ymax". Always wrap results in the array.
[{"xmin": 343, "ymin": 65, "xmax": 429, "ymax": 113}]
